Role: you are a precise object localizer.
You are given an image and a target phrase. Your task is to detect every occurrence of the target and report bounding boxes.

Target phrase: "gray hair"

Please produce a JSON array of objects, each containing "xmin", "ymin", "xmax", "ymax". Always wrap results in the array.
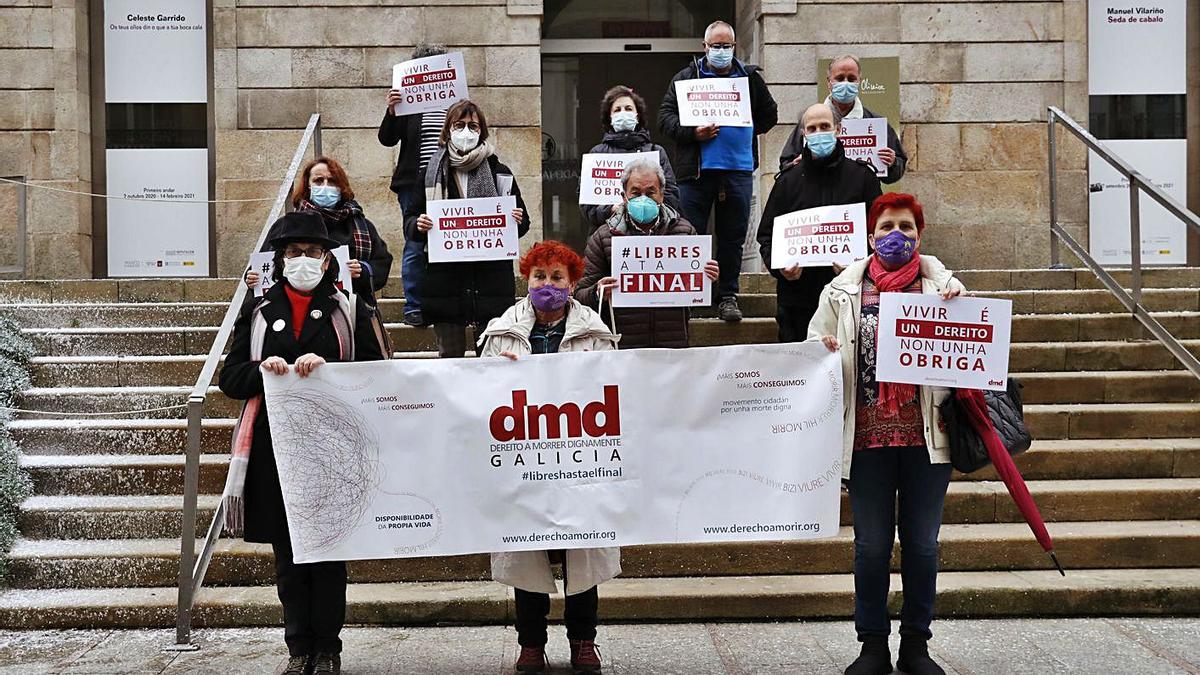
[
  {"xmin": 704, "ymin": 20, "xmax": 735, "ymax": 42},
  {"xmin": 621, "ymin": 157, "xmax": 665, "ymax": 192},
  {"xmin": 827, "ymin": 54, "xmax": 861, "ymax": 77},
  {"xmin": 411, "ymin": 43, "xmax": 447, "ymax": 59}
]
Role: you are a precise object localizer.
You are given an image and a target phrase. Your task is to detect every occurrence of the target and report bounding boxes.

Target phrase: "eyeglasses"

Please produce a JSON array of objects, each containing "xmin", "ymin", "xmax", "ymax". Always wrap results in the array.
[
  {"xmin": 451, "ymin": 121, "xmax": 481, "ymax": 132},
  {"xmin": 283, "ymin": 246, "xmax": 327, "ymax": 259}
]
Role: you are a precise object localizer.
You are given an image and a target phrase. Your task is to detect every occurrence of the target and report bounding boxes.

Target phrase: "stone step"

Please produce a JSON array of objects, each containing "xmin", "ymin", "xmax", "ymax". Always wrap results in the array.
[
  {"xmin": 0, "ymin": 302, "xmax": 229, "ymax": 329},
  {"xmin": 9, "ymin": 418, "xmax": 234, "ymax": 456},
  {"xmin": 19, "ymin": 454, "xmax": 231, "ymax": 496},
  {"xmin": 1026, "ymin": 403, "xmax": 1200, "ymax": 440},
  {"xmin": 28, "ymin": 355, "xmax": 219, "ymax": 389},
  {"xmin": 1019, "ymin": 371, "xmax": 1200, "ymax": 404},
  {"xmin": 970, "ymin": 288, "xmax": 1199, "ymax": 315},
  {"xmin": 8, "ymin": 520, "xmax": 1199, "ymax": 590},
  {"xmin": 1012, "ymin": 339, "xmax": 1200, "ymax": 372},
  {"xmin": 15, "ymin": 386, "xmax": 236, "ymax": 420},
  {"xmin": 0, "ymin": 567, "xmax": 1195, "ymax": 628},
  {"xmin": 958, "ymin": 439, "xmax": 1200, "ymax": 482}
]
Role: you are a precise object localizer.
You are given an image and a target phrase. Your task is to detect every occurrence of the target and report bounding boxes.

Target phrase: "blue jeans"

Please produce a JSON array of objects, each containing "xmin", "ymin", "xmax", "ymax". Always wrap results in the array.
[
  {"xmin": 678, "ymin": 170, "xmax": 753, "ymax": 299},
  {"xmin": 397, "ymin": 189, "xmax": 425, "ymax": 316},
  {"xmin": 847, "ymin": 446, "xmax": 952, "ymax": 641}
]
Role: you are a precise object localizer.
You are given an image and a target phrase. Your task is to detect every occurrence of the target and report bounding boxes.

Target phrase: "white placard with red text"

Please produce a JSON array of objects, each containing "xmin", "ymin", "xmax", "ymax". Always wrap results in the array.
[
  {"xmin": 839, "ymin": 118, "xmax": 888, "ymax": 178},
  {"xmin": 876, "ymin": 294, "xmax": 1013, "ymax": 391},
  {"xmin": 675, "ymin": 77, "xmax": 753, "ymax": 128},
  {"xmin": 391, "ymin": 52, "xmax": 469, "ymax": 116},
  {"xmin": 770, "ymin": 202, "xmax": 867, "ymax": 269},
  {"xmin": 427, "ymin": 196, "xmax": 519, "ymax": 263},
  {"xmin": 248, "ymin": 246, "xmax": 353, "ymax": 298},
  {"xmin": 578, "ymin": 152, "xmax": 659, "ymax": 206},
  {"xmin": 611, "ymin": 235, "xmax": 712, "ymax": 308}
]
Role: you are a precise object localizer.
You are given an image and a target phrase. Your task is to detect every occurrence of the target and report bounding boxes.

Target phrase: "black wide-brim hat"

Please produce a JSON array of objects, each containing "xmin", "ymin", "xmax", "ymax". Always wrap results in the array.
[{"xmin": 267, "ymin": 210, "xmax": 341, "ymax": 251}]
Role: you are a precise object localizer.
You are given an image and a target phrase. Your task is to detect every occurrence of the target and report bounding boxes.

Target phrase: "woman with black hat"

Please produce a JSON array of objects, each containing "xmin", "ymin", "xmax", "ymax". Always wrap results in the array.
[{"xmin": 219, "ymin": 211, "xmax": 386, "ymax": 675}]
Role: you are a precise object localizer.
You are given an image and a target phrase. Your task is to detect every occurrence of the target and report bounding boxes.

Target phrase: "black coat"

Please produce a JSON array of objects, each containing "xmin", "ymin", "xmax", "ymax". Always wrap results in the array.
[
  {"xmin": 756, "ymin": 143, "xmax": 882, "ymax": 310},
  {"xmin": 657, "ymin": 57, "xmax": 778, "ymax": 180},
  {"xmin": 402, "ymin": 153, "xmax": 531, "ymax": 326},
  {"xmin": 777, "ymin": 105, "xmax": 908, "ymax": 184},
  {"xmin": 378, "ymin": 111, "xmax": 424, "ymax": 195},
  {"xmin": 218, "ymin": 281, "xmax": 386, "ymax": 544},
  {"xmin": 578, "ymin": 129, "xmax": 681, "ymax": 230}
]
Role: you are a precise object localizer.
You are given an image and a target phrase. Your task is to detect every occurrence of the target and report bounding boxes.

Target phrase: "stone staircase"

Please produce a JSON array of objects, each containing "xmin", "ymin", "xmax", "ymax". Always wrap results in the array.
[{"xmin": 0, "ymin": 269, "xmax": 1198, "ymax": 628}]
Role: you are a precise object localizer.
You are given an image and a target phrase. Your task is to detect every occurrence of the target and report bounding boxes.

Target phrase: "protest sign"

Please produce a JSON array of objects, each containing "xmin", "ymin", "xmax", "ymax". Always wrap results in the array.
[
  {"xmin": 249, "ymin": 246, "xmax": 352, "ymax": 298},
  {"xmin": 839, "ymin": 118, "xmax": 888, "ymax": 178},
  {"xmin": 427, "ymin": 196, "xmax": 519, "ymax": 263},
  {"xmin": 770, "ymin": 203, "xmax": 867, "ymax": 269},
  {"xmin": 675, "ymin": 77, "xmax": 753, "ymax": 127},
  {"xmin": 578, "ymin": 151, "xmax": 658, "ymax": 206},
  {"xmin": 263, "ymin": 342, "xmax": 844, "ymax": 563},
  {"xmin": 611, "ymin": 235, "xmax": 712, "ymax": 308},
  {"xmin": 876, "ymin": 294, "xmax": 1013, "ymax": 391},
  {"xmin": 391, "ymin": 52, "xmax": 468, "ymax": 116}
]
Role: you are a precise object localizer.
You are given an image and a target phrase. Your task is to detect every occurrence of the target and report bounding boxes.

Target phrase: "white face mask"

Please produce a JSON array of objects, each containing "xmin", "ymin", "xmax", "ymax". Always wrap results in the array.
[
  {"xmin": 283, "ymin": 255, "xmax": 325, "ymax": 292},
  {"xmin": 451, "ymin": 128, "xmax": 480, "ymax": 152},
  {"xmin": 611, "ymin": 110, "xmax": 638, "ymax": 133}
]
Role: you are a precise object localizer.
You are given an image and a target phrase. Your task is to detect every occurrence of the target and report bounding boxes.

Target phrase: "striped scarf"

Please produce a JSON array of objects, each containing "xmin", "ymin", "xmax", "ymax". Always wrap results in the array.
[{"xmin": 299, "ymin": 199, "xmax": 373, "ymax": 263}]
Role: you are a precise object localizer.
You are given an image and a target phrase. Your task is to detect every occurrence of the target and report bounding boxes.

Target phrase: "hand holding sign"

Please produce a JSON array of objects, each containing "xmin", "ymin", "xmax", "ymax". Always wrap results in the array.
[
  {"xmin": 876, "ymin": 294, "xmax": 1012, "ymax": 391},
  {"xmin": 675, "ymin": 78, "xmax": 753, "ymax": 128},
  {"xmin": 427, "ymin": 196, "xmax": 520, "ymax": 263},
  {"xmin": 611, "ymin": 235, "xmax": 713, "ymax": 308},
  {"xmin": 391, "ymin": 52, "xmax": 468, "ymax": 117},
  {"xmin": 838, "ymin": 119, "xmax": 889, "ymax": 178},
  {"xmin": 771, "ymin": 202, "xmax": 867, "ymax": 269}
]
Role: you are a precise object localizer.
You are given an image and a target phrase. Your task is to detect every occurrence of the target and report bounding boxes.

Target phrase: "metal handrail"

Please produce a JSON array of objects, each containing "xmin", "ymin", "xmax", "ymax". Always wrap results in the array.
[
  {"xmin": 172, "ymin": 114, "xmax": 323, "ymax": 648},
  {"xmin": 1047, "ymin": 106, "xmax": 1200, "ymax": 380}
]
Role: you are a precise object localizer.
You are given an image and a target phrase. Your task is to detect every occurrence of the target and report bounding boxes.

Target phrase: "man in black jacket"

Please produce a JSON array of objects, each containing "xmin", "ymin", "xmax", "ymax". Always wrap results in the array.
[
  {"xmin": 778, "ymin": 55, "xmax": 908, "ymax": 184},
  {"xmin": 378, "ymin": 43, "xmax": 448, "ymax": 327},
  {"xmin": 758, "ymin": 103, "xmax": 882, "ymax": 343},
  {"xmin": 658, "ymin": 20, "xmax": 777, "ymax": 323}
]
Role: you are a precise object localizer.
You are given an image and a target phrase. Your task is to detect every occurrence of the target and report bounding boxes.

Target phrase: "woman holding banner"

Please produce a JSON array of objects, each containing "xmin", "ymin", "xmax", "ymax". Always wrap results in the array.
[
  {"xmin": 579, "ymin": 85, "xmax": 680, "ymax": 232},
  {"xmin": 219, "ymin": 211, "xmax": 386, "ymax": 675},
  {"xmin": 405, "ymin": 99, "xmax": 531, "ymax": 358},
  {"xmin": 809, "ymin": 192, "xmax": 963, "ymax": 675},
  {"xmin": 479, "ymin": 241, "xmax": 619, "ymax": 674}
]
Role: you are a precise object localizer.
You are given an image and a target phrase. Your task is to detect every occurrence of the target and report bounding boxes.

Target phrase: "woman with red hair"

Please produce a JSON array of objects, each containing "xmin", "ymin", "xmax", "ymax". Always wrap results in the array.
[
  {"xmin": 810, "ymin": 193, "xmax": 965, "ymax": 675},
  {"xmin": 478, "ymin": 240, "xmax": 618, "ymax": 674}
]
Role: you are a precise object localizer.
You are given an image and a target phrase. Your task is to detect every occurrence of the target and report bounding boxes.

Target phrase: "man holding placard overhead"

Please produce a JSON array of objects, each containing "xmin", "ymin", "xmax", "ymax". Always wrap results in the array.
[{"xmin": 658, "ymin": 20, "xmax": 777, "ymax": 324}]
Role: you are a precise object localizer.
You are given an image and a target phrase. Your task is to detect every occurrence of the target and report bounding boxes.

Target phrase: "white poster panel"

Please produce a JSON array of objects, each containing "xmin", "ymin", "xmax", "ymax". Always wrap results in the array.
[
  {"xmin": 427, "ymin": 196, "xmax": 519, "ymax": 263},
  {"xmin": 876, "ymin": 294, "xmax": 1013, "ymax": 392},
  {"xmin": 104, "ymin": 0, "xmax": 207, "ymax": 103},
  {"xmin": 106, "ymin": 149, "xmax": 209, "ymax": 277},
  {"xmin": 1088, "ymin": 0, "xmax": 1187, "ymax": 95},
  {"xmin": 249, "ymin": 247, "xmax": 353, "ymax": 298},
  {"xmin": 675, "ymin": 77, "xmax": 753, "ymax": 128},
  {"xmin": 578, "ymin": 152, "xmax": 659, "ymax": 206},
  {"xmin": 839, "ymin": 118, "xmax": 888, "ymax": 178},
  {"xmin": 611, "ymin": 235, "xmax": 712, "ymax": 308},
  {"xmin": 263, "ymin": 343, "xmax": 845, "ymax": 563},
  {"xmin": 391, "ymin": 52, "xmax": 469, "ymax": 116},
  {"xmin": 1088, "ymin": 139, "xmax": 1188, "ymax": 266},
  {"xmin": 770, "ymin": 203, "xmax": 867, "ymax": 269}
]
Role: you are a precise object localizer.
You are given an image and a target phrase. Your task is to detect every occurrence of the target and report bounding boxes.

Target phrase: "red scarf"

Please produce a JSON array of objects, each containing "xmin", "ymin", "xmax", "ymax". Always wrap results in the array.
[{"xmin": 869, "ymin": 252, "xmax": 922, "ymax": 418}]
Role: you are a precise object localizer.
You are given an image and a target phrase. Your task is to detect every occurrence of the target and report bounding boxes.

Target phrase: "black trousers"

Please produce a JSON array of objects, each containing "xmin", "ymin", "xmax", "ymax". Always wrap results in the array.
[
  {"xmin": 272, "ymin": 539, "xmax": 348, "ymax": 656},
  {"xmin": 776, "ymin": 304, "xmax": 818, "ymax": 343},
  {"xmin": 514, "ymin": 586, "xmax": 599, "ymax": 648}
]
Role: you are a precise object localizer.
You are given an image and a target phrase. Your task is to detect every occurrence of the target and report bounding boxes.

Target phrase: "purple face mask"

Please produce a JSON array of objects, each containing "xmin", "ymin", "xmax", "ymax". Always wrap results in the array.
[
  {"xmin": 529, "ymin": 284, "xmax": 570, "ymax": 312},
  {"xmin": 873, "ymin": 229, "xmax": 917, "ymax": 266}
]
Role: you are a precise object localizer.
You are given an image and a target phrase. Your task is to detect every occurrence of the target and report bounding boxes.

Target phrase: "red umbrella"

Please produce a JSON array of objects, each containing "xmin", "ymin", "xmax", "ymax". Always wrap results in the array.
[{"xmin": 956, "ymin": 388, "xmax": 1066, "ymax": 576}]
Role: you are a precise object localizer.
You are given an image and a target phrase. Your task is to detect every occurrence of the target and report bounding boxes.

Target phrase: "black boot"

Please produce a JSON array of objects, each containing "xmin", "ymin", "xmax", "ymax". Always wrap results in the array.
[
  {"xmin": 845, "ymin": 635, "xmax": 892, "ymax": 675},
  {"xmin": 896, "ymin": 635, "xmax": 944, "ymax": 675}
]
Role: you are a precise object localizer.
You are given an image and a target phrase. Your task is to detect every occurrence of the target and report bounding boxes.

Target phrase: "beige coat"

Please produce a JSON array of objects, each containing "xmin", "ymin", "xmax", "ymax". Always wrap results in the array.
[
  {"xmin": 477, "ymin": 296, "xmax": 622, "ymax": 595},
  {"xmin": 807, "ymin": 255, "xmax": 967, "ymax": 479}
]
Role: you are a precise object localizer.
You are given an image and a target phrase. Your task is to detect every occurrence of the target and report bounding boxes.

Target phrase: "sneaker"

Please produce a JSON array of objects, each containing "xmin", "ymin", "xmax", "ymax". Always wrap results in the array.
[
  {"xmin": 310, "ymin": 652, "xmax": 340, "ymax": 675},
  {"xmin": 280, "ymin": 655, "xmax": 309, "ymax": 675},
  {"xmin": 845, "ymin": 636, "xmax": 892, "ymax": 675},
  {"xmin": 569, "ymin": 639, "xmax": 602, "ymax": 673},
  {"xmin": 515, "ymin": 645, "xmax": 548, "ymax": 673},
  {"xmin": 718, "ymin": 296, "xmax": 743, "ymax": 323},
  {"xmin": 402, "ymin": 311, "xmax": 424, "ymax": 327}
]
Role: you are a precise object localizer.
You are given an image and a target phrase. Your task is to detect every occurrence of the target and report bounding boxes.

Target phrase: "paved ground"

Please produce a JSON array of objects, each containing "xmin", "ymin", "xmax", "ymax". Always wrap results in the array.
[{"xmin": 0, "ymin": 619, "xmax": 1196, "ymax": 674}]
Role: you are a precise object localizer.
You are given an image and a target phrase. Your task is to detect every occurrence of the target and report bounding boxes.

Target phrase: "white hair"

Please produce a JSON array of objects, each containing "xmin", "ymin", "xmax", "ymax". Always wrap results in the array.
[
  {"xmin": 621, "ymin": 157, "xmax": 665, "ymax": 192},
  {"xmin": 827, "ymin": 54, "xmax": 861, "ymax": 77},
  {"xmin": 704, "ymin": 20, "xmax": 735, "ymax": 42}
]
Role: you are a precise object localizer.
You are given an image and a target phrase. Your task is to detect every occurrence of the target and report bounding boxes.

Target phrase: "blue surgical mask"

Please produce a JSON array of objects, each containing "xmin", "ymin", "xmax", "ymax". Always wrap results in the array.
[
  {"xmin": 805, "ymin": 131, "xmax": 837, "ymax": 159},
  {"xmin": 310, "ymin": 185, "xmax": 341, "ymax": 208},
  {"xmin": 830, "ymin": 81, "xmax": 859, "ymax": 104},
  {"xmin": 626, "ymin": 195, "xmax": 660, "ymax": 225},
  {"xmin": 706, "ymin": 47, "xmax": 734, "ymax": 70},
  {"xmin": 611, "ymin": 110, "xmax": 638, "ymax": 133}
]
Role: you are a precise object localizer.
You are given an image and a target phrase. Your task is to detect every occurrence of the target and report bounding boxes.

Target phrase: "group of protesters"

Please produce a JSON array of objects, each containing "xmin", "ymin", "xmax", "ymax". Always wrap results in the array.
[{"xmin": 224, "ymin": 19, "xmax": 960, "ymax": 675}]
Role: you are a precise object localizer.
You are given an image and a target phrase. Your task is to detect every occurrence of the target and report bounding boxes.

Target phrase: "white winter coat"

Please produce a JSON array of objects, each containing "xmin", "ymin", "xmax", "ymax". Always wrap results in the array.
[
  {"xmin": 806, "ymin": 255, "xmax": 967, "ymax": 479},
  {"xmin": 477, "ymin": 296, "xmax": 623, "ymax": 595}
]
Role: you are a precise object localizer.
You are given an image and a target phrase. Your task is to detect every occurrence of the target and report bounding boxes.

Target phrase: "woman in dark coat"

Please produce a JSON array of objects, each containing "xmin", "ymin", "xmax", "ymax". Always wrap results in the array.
[
  {"xmin": 220, "ymin": 211, "xmax": 385, "ymax": 675},
  {"xmin": 405, "ymin": 99, "xmax": 531, "ymax": 358}
]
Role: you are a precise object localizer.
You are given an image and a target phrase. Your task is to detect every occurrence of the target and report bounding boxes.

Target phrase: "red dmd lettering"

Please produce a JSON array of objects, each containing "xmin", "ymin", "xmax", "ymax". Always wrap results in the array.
[
  {"xmin": 489, "ymin": 386, "xmax": 622, "ymax": 441},
  {"xmin": 402, "ymin": 69, "xmax": 456, "ymax": 87}
]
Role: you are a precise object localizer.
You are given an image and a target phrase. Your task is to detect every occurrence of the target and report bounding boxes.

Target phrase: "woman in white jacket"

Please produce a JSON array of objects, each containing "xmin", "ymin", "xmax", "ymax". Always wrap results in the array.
[
  {"xmin": 809, "ymin": 193, "xmax": 964, "ymax": 675},
  {"xmin": 478, "ymin": 241, "xmax": 619, "ymax": 675}
]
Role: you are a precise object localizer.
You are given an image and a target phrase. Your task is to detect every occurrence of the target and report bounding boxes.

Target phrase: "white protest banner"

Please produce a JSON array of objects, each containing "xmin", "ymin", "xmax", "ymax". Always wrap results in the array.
[
  {"xmin": 876, "ymin": 294, "xmax": 1013, "ymax": 391},
  {"xmin": 839, "ymin": 118, "xmax": 888, "ymax": 178},
  {"xmin": 611, "ymin": 235, "xmax": 712, "ymax": 308},
  {"xmin": 263, "ymin": 343, "xmax": 844, "ymax": 563},
  {"xmin": 675, "ymin": 77, "xmax": 753, "ymax": 127},
  {"xmin": 578, "ymin": 151, "xmax": 659, "ymax": 206},
  {"xmin": 391, "ymin": 51, "xmax": 469, "ymax": 116},
  {"xmin": 770, "ymin": 202, "xmax": 867, "ymax": 269},
  {"xmin": 427, "ymin": 196, "xmax": 519, "ymax": 263},
  {"xmin": 248, "ymin": 246, "xmax": 353, "ymax": 298}
]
